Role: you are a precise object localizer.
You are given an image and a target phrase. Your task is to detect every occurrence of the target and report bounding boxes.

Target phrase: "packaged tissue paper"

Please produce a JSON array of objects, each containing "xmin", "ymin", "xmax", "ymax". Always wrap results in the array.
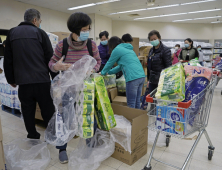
[
  {"xmin": 184, "ymin": 65, "xmax": 213, "ymax": 126},
  {"xmin": 83, "ymin": 92, "xmax": 94, "ymax": 104},
  {"xmin": 116, "ymin": 75, "xmax": 126, "ymax": 93},
  {"xmin": 156, "ymin": 105, "xmax": 187, "ymax": 135},
  {"xmin": 84, "ymin": 78, "xmax": 95, "ymax": 93},
  {"xmin": 188, "ymin": 59, "xmax": 202, "ymax": 67},
  {"xmin": 82, "ymin": 103, "xmax": 94, "ymax": 115},
  {"xmin": 103, "ymin": 74, "xmax": 116, "ymax": 89},
  {"xmin": 94, "ymin": 76, "xmax": 116, "ymax": 130},
  {"xmin": 156, "ymin": 63, "xmax": 185, "ymax": 102}
]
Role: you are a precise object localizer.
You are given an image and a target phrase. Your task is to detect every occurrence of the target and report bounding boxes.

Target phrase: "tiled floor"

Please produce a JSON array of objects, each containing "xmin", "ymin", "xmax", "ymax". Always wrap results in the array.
[{"xmin": 1, "ymin": 81, "xmax": 222, "ymax": 170}]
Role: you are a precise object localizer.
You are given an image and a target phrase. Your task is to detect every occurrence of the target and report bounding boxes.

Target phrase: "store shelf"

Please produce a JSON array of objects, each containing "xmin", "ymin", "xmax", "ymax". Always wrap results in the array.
[
  {"xmin": 214, "ymin": 47, "xmax": 222, "ymax": 49},
  {"xmin": 213, "ymin": 53, "xmax": 222, "ymax": 54}
]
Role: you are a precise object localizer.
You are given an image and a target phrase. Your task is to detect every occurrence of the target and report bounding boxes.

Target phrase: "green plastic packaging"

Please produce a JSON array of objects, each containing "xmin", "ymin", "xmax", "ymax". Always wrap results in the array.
[
  {"xmin": 156, "ymin": 63, "xmax": 185, "ymax": 102},
  {"xmin": 84, "ymin": 78, "xmax": 95, "ymax": 93},
  {"xmin": 103, "ymin": 74, "xmax": 116, "ymax": 89},
  {"xmin": 116, "ymin": 75, "xmax": 126, "ymax": 93},
  {"xmin": 94, "ymin": 76, "xmax": 116, "ymax": 130}
]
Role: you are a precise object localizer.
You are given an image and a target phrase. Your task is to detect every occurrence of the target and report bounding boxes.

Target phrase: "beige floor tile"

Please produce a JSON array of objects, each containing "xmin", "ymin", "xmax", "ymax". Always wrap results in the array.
[
  {"xmin": 189, "ymin": 159, "xmax": 222, "ymax": 170},
  {"xmin": 153, "ymin": 163, "xmax": 176, "ymax": 170},
  {"xmin": 54, "ymin": 162, "xmax": 68, "ymax": 170},
  {"xmin": 141, "ymin": 146, "xmax": 165, "ymax": 161},
  {"xmin": 97, "ymin": 164, "xmax": 116, "ymax": 170},
  {"xmin": 47, "ymin": 166, "xmax": 61, "ymax": 170},
  {"xmin": 102, "ymin": 157, "xmax": 123, "ymax": 169}
]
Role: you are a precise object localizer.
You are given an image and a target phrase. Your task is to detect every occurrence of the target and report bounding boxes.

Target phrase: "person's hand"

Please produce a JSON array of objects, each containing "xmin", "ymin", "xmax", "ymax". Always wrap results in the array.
[
  {"xmin": 53, "ymin": 57, "xmax": 72, "ymax": 71},
  {"xmin": 10, "ymin": 84, "xmax": 17, "ymax": 88},
  {"xmin": 98, "ymin": 72, "xmax": 101, "ymax": 75},
  {"xmin": 179, "ymin": 60, "xmax": 183, "ymax": 62},
  {"xmin": 147, "ymin": 81, "xmax": 149, "ymax": 88}
]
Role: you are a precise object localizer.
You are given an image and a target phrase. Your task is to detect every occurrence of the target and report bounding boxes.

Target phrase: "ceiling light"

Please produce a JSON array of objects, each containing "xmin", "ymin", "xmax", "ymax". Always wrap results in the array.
[
  {"xmin": 68, "ymin": 0, "xmax": 120, "ymax": 10},
  {"xmin": 109, "ymin": 0, "xmax": 216, "ymax": 15},
  {"xmin": 181, "ymin": 0, "xmax": 216, "ymax": 6},
  {"xmin": 211, "ymin": 21, "xmax": 221, "ymax": 23},
  {"xmin": 134, "ymin": 8, "xmax": 221, "ymax": 20},
  {"xmin": 189, "ymin": 9, "xmax": 221, "ymax": 14},
  {"xmin": 173, "ymin": 16, "xmax": 221, "ymax": 22}
]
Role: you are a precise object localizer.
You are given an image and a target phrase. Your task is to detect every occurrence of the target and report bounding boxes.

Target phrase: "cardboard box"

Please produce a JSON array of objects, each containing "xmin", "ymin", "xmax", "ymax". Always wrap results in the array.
[
  {"xmin": 51, "ymin": 32, "xmax": 70, "ymax": 41},
  {"xmin": 0, "ymin": 141, "xmax": 6, "ymax": 170},
  {"xmin": 109, "ymin": 88, "xmax": 127, "ymax": 106},
  {"xmin": 111, "ymin": 104, "xmax": 148, "ymax": 165},
  {"xmin": 35, "ymin": 104, "xmax": 43, "ymax": 120},
  {"xmin": 138, "ymin": 56, "xmax": 145, "ymax": 67},
  {"xmin": 132, "ymin": 37, "xmax": 139, "ymax": 56},
  {"xmin": 139, "ymin": 46, "xmax": 147, "ymax": 56}
]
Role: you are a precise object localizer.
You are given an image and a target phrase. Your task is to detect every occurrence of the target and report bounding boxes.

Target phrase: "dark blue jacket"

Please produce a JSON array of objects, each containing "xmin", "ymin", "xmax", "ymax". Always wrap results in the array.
[{"xmin": 98, "ymin": 43, "xmax": 110, "ymax": 65}]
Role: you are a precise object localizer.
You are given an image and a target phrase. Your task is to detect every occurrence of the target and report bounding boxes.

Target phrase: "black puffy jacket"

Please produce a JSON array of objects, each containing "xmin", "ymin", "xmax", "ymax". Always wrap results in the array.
[{"xmin": 147, "ymin": 41, "xmax": 172, "ymax": 84}]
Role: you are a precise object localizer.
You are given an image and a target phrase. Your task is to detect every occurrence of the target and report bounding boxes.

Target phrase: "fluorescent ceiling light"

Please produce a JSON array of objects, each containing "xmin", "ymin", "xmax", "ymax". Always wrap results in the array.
[
  {"xmin": 181, "ymin": 0, "xmax": 216, "ymax": 5},
  {"xmin": 109, "ymin": 0, "xmax": 217, "ymax": 15},
  {"xmin": 68, "ymin": 0, "xmax": 120, "ymax": 10},
  {"xmin": 173, "ymin": 16, "xmax": 221, "ymax": 22},
  {"xmin": 211, "ymin": 21, "xmax": 221, "ymax": 23},
  {"xmin": 134, "ymin": 8, "xmax": 221, "ymax": 20}
]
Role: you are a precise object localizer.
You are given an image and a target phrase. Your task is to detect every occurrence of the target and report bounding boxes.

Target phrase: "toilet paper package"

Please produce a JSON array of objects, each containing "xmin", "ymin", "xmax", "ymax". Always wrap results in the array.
[
  {"xmin": 94, "ymin": 76, "xmax": 116, "ymax": 131},
  {"xmin": 156, "ymin": 105, "xmax": 188, "ymax": 135},
  {"xmin": 84, "ymin": 79, "xmax": 95, "ymax": 93},
  {"xmin": 156, "ymin": 63, "xmax": 185, "ymax": 102}
]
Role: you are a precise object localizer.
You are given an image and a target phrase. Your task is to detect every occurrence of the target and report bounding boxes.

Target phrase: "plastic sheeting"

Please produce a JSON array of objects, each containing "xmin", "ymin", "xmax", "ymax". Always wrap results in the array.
[
  {"xmin": 68, "ymin": 129, "xmax": 115, "ymax": 170},
  {"xmin": 116, "ymin": 75, "xmax": 126, "ymax": 93},
  {"xmin": 45, "ymin": 55, "xmax": 97, "ymax": 146},
  {"xmin": 110, "ymin": 115, "xmax": 132, "ymax": 153},
  {"xmin": 103, "ymin": 74, "xmax": 116, "ymax": 89},
  {"xmin": 4, "ymin": 139, "xmax": 50, "ymax": 170}
]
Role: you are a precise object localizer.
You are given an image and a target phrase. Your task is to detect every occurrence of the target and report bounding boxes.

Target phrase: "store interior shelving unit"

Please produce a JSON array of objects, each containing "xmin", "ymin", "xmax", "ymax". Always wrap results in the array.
[
  {"xmin": 214, "ymin": 39, "xmax": 222, "ymax": 59},
  {"xmin": 139, "ymin": 39, "xmax": 213, "ymax": 67}
]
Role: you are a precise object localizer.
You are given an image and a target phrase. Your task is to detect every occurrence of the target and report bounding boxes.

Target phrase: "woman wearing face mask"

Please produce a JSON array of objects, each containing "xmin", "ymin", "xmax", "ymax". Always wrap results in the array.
[
  {"xmin": 197, "ymin": 45, "xmax": 204, "ymax": 66},
  {"xmin": 98, "ymin": 31, "xmax": 110, "ymax": 72},
  {"xmin": 101, "ymin": 36, "xmax": 145, "ymax": 109},
  {"xmin": 179, "ymin": 38, "xmax": 199, "ymax": 62},
  {"xmin": 48, "ymin": 12, "xmax": 101, "ymax": 164},
  {"xmin": 146, "ymin": 30, "xmax": 172, "ymax": 94},
  {"xmin": 172, "ymin": 44, "xmax": 182, "ymax": 65}
]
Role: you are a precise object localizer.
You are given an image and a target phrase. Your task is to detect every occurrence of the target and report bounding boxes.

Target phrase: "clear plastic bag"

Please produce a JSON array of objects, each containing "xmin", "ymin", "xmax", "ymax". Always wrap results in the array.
[
  {"xmin": 116, "ymin": 75, "xmax": 126, "ymax": 93},
  {"xmin": 110, "ymin": 114, "xmax": 132, "ymax": 153},
  {"xmin": 45, "ymin": 55, "xmax": 97, "ymax": 146},
  {"xmin": 103, "ymin": 74, "xmax": 116, "ymax": 89},
  {"xmin": 148, "ymin": 129, "xmax": 166, "ymax": 147},
  {"xmin": 68, "ymin": 129, "xmax": 115, "ymax": 170},
  {"xmin": 4, "ymin": 139, "xmax": 50, "ymax": 170}
]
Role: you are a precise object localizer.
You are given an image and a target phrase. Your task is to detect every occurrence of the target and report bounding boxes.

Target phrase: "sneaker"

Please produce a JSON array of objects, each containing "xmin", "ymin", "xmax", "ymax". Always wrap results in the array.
[{"xmin": 59, "ymin": 150, "xmax": 68, "ymax": 164}]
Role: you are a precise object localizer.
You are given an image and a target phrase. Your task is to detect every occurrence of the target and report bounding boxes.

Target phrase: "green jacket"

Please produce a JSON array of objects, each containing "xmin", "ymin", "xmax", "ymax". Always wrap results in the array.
[
  {"xmin": 179, "ymin": 47, "xmax": 199, "ymax": 61},
  {"xmin": 101, "ymin": 43, "xmax": 145, "ymax": 82}
]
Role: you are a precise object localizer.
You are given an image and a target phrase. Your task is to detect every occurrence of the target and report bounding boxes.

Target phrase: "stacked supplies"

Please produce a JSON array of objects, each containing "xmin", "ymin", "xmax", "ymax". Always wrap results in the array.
[
  {"xmin": 156, "ymin": 63, "xmax": 185, "ymax": 102},
  {"xmin": 94, "ymin": 75, "xmax": 116, "ymax": 130},
  {"xmin": 103, "ymin": 74, "xmax": 116, "ymax": 89},
  {"xmin": 116, "ymin": 75, "xmax": 126, "ymax": 93}
]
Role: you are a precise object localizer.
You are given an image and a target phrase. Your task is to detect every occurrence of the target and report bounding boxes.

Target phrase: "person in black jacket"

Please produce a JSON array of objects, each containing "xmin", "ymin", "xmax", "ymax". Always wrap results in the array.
[
  {"xmin": 4, "ymin": 8, "xmax": 59, "ymax": 157},
  {"xmin": 147, "ymin": 30, "xmax": 172, "ymax": 93}
]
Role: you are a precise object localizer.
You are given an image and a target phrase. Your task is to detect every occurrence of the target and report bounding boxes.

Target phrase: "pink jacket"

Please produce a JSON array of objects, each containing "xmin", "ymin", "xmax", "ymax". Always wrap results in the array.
[{"xmin": 172, "ymin": 49, "xmax": 182, "ymax": 65}]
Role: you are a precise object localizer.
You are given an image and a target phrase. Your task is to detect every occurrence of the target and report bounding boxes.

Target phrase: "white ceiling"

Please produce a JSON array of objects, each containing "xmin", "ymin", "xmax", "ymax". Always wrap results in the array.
[{"xmin": 14, "ymin": 0, "xmax": 222, "ymax": 23}]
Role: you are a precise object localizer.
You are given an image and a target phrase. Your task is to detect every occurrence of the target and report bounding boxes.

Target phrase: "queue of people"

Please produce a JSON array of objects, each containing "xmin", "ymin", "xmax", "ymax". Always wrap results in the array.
[{"xmin": 2, "ymin": 9, "xmax": 201, "ymax": 164}]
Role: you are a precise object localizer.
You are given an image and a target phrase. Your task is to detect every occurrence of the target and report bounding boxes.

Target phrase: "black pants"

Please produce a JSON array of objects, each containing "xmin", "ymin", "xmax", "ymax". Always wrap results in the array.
[{"xmin": 18, "ymin": 83, "xmax": 55, "ymax": 139}]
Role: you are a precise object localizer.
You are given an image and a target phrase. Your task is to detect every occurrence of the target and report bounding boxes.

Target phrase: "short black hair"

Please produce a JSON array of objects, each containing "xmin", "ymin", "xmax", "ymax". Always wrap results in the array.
[
  {"xmin": 2, "ymin": 40, "xmax": 6, "ymax": 46},
  {"xmin": 184, "ymin": 38, "xmax": 193, "ymax": 48},
  {"xmin": 122, "ymin": 33, "xmax": 133, "ymax": 43},
  {"xmin": 108, "ymin": 36, "xmax": 122, "ymax": 54},
  {"xmin": 175, "ymin": 44, "xmax": 180, "ymax": 47},
  {"xmin": 67, "ymin": 12, "xmax": 92, "ymax": 36},
  {"xmin": 148, "ymin": 30, "xmax": 161, "ymax": 41},
  {"xmin": 24, "ymin": 9, "xmax": 41, "ymax": 22},
  {"xmin": 99, "ymin": 31, "xmax": 109, "ymax": 39},
  {"xmin": 197, "ymin": 45, "xmax": 201, "ymax": 48}
]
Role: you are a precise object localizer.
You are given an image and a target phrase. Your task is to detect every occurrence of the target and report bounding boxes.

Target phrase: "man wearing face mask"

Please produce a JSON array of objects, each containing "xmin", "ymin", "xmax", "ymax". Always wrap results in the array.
[
  {"xmin": 179, "ymin": 38, "xmax": 199, "ymax": 62},
  {"xmin": 98, "ymin": 31, "xmax": 110, "ymax": 72},
  {"xmin": 4, "ymin": 7, "xmax": 56, "ymax": 156}
]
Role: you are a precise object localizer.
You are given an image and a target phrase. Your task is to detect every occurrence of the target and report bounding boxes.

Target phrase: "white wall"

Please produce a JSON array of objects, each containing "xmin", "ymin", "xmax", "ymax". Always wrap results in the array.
[
  {"xmin": 95, "ymin": 14, "xmax": 112, "ymax": 45},
  {"xmin": 0, "ymin": 0, "xmax": 70, "ymax": 33},
  {"xmin": 112, "ymin": 20, "xmax": 214, "ymax": 41},
  {"xmin": 212, "ymin": 24, "xmax": 222, "ymax": 40}
]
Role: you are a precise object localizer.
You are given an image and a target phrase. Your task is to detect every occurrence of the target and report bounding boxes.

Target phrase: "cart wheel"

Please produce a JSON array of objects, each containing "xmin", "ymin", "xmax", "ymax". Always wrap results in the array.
[
  {"xmin": 166, "ymin": 138, "xmax": 170, "ymax": 147},
  {"xmin": 208, "ymin": 150, "xmax": 213, "ymax": 160},
  {"xmin": 142, "ymin": 166, "xmax": 152, "ymax": 170}
]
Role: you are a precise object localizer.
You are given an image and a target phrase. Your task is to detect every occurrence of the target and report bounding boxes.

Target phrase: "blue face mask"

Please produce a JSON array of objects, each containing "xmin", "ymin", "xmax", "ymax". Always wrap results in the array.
[
  {"xmin": 39, "ymin": 24, "xmax": 41, "ymax": 29},
  {"xmin": 197, "ymin": 48, "xmax": 201, "ymax": 51},
  {"xmin": 150, "ymin": 39, "xmax": 160, "ymax": 47},
  {"xmin": 185, "ymin": 44, "xmax": 190, "ymax": 48},
  {"xmin": 78, "ymin": 31, "xmax": 89, "ymax": 41},
  {"xmin": 101, "ymin": 40, "xmax": 108, "ymax": 45}
]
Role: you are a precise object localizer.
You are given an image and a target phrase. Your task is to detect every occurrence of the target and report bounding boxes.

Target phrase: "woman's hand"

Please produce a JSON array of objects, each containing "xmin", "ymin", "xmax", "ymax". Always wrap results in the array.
[
  {"xmin": 53, "ymin": 57, "xmax": 72, "ymax": 71},
  {"xmin": 179, "ymin": 60, "xmax": 183, "ymax": 62}
]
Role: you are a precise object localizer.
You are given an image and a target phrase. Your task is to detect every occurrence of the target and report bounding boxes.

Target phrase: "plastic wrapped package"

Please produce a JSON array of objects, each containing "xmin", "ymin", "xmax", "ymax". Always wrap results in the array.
[
  {"xmin": 4, "ymin": 139, "xmax": 50, "ymax": 170},
  {"xmin": 45, "ymin": 55, "xmax": 97, "ymax": 146},
  {"xmin": 213, "ymin": 56, "xmax": 221, "ymax": 67},
  {"xmin": 188, "ymin": 59, "xmax": 202, "ymax": 67},
  {"xmin": 68, "ymin": 129, "xmax": 115, "ymax": 170},
  {"xmin": 110, "ymin": 115, "xmax": 132, "ymax": 153},
  {"xmin": 116, "ymin": 75, "xmax": 126, "ymax": 93},
  {"xmin": 103, "ymin": 74, "xmax": 116, "ymax": 89},
  {"xmin": 216, "ymin": 59, "xmax": 222, "ymax": 70},
  {"xmin": 203, "ymin": 55, "xmax": 211, "ymax": 61},
  {"xmin": 94, "ymin": 75, "xmax": 116, "ymax": 130},
  {"xmin": 156, "ymin": 63, "xmax": 185, "ymax": 102}
]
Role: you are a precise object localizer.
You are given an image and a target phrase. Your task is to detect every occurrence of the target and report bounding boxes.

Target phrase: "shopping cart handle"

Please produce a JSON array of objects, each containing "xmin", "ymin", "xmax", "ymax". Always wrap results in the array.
[
  {"xmin": 178, "ymin": 100, "xmax": 192, "ymax": 108},
  {"xmin": 146, "ymin": 94, "xmax": 153, "ymax": 103},
  {"xmin": 213, "ymin": 71, "xmax": 220, "ymax": 76}
]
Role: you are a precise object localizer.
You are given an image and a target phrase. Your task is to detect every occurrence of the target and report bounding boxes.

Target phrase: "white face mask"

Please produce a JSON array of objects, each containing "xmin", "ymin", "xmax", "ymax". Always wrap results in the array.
[{"xmin": 175, "ymin": 47, "xmax": 179, "ymax": 50}]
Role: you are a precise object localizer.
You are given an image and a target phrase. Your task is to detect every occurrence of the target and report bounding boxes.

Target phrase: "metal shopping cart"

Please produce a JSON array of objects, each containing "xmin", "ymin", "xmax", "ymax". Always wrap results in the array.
[{"xmin": 142, "ymin": 73, "xmax": 218, "ymax": 170}]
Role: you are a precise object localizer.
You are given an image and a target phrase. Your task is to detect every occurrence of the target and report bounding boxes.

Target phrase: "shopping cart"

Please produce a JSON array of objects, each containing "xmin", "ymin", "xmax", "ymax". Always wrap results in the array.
[{"xmin": 142, "ymin": 73, "xmax": 218, "ymax": 170}]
